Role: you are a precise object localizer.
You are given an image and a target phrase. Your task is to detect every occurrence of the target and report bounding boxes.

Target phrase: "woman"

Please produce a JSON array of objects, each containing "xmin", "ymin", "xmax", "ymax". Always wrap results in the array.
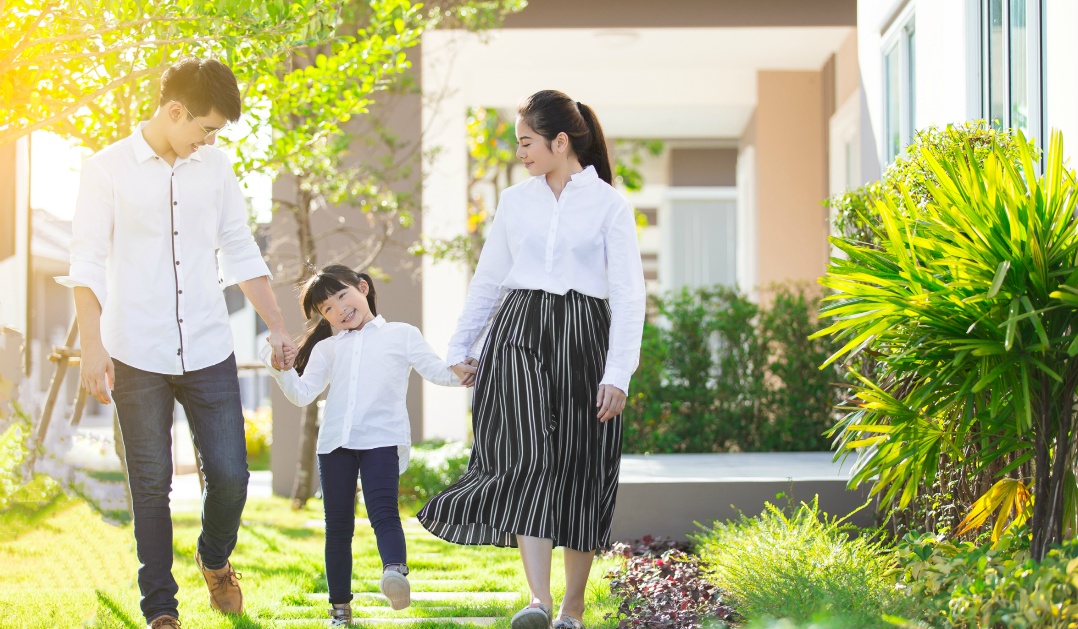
[{"xmin": 418, "ymin": 90, "xmax": 646, "ymax": 629}]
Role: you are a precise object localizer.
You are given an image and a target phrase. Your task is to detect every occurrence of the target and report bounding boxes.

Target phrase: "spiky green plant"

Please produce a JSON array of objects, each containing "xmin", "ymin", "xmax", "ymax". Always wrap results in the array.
[{"xmin": 814, "ymin": 129, "xmax": 1078, "ymax": 560}]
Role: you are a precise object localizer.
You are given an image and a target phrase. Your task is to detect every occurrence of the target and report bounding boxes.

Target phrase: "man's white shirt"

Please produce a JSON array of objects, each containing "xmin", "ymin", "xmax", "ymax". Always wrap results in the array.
[{"xmin": 57, "ymin": 122, "xmax": 270, "ymax": 374}]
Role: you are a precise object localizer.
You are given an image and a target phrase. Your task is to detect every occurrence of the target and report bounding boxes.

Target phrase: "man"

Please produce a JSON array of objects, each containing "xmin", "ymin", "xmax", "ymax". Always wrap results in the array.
[{"xmin": 57, "ymin": 57, "xmax": 294, "ymax": 629}]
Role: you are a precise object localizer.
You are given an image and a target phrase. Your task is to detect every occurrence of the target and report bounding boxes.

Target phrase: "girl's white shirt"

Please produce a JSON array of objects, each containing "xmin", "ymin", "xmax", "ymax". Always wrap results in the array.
[
  {"xmin": 446, "ymin": 165, "xmax": 646, "ymax": 393},
  {"xmin": 264, "ymin": 315, "xmax": 461, "ymax": 473}
]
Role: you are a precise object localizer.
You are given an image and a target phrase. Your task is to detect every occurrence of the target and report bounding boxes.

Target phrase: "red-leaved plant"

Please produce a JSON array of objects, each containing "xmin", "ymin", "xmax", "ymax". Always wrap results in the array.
[{"xmin": 604, "ymin": 539, "xmax": 737, "ymax": 628}]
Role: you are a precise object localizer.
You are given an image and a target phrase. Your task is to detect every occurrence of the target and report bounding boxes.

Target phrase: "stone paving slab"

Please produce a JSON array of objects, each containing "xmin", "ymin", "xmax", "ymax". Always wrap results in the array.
[
  {"xmin": 275, "ymin": 618, "xmax": 497, "ymax": 626},
  {"xmin": 304, "ymin": 591, "xmax": 519, "ymax": 603}
]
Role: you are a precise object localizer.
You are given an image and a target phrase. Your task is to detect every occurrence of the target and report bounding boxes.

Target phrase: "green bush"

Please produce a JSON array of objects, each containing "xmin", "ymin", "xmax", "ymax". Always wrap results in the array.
[
  {"xmin": 623, "ymin": 284, "xmax": 839, "ymax": 453},
  {"xmin": 817, "ymin": 127, "xmax": 1078, "ymax": 558},
  {"xmin": 1, "ymin": 403, "xmax": 61, "ymax": 513},
  {"xmin": 896, "ymin": 533, "xmax": 1078, "ymax": 628},
  {"xmin": 694, "ymin": 498, "xmax": 915, "ymax": 628},
  {"xmin": 398, "ymin": 440, "xmax": 470, "ymax": 511},
  {"xmin": 824, "ymin": 121, "xmax": 1040, "ymax": 542}
]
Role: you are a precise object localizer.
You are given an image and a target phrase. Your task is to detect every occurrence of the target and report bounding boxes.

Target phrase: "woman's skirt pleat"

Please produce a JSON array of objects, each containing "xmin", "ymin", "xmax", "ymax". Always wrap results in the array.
[{"xmin": 417, "ymin": 289, "xmax": 622, "ymax": 552}]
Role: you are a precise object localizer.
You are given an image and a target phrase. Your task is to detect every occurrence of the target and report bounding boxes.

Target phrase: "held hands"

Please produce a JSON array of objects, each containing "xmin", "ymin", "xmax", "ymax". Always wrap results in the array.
[
  {"xmin": 80, "ymin": 342, "xmax": 115, "ymax": 405},
  {"xmin": 451, "ymin": 358, "xmax": 478, "ymax": 388},
  {"xmin": 267, "ymin": 330, "xmax": 297, "ymax": 371},
  {"xmin": 596, "ymin": 384, "xmax": 626, "ymax": 422}
]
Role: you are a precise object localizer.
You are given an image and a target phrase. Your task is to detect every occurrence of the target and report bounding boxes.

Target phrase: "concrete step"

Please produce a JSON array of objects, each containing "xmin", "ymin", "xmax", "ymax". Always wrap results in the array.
[{"xmin": 612, "ymin": 452, "xmax": 874, "ymax": 540}]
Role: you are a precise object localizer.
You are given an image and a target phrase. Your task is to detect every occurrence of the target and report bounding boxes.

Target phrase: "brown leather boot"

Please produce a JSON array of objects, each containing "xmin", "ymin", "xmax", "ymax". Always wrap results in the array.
[
  {"xmin": 148, "ymin": 616, "xmax": 181, "ymax": 629},
  {"xmin": 195, "ymin": 551, "xmax": 243, "ymax": 614}
]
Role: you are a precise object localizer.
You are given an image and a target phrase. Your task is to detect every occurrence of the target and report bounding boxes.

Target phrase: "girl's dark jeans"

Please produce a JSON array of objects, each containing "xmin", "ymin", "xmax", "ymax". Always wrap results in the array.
[{"xmin": 318, "ymin": 445, "xmax": 406, "ymax": 604}]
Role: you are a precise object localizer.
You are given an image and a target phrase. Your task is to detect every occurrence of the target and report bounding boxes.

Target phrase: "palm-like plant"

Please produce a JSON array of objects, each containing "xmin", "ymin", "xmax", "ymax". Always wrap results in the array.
[{"xmin": 815, "ymin": 129, "xmax": 1078, "ymax": 560}]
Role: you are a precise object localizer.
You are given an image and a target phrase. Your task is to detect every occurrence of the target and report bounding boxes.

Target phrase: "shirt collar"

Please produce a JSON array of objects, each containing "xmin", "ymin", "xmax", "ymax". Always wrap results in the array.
[
  {"xmin": 339, "ymin": 314, "xmax": 386, "ymax": 335},
  {"xmin": 571, "ymin": 165, "xmax": 599, "ymax": 185},
  {"xmin": 537, "ymin": 164, "xmax": 598, "ymax": 190},
  {"xmin": 131, "ymin": 121, "xmax": 203, "ymax": 164}
]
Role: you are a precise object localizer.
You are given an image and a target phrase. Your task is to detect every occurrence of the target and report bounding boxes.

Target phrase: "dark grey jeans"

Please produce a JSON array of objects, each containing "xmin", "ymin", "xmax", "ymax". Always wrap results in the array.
[{"xmin": 113, "ymin": 353, "xmax": 249, "ymax": 623}]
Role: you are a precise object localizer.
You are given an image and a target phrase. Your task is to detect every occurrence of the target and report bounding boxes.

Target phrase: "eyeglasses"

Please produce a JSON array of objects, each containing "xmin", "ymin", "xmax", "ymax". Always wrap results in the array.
[{"xmin": 179, "ymin": 102, "xmax": 226, "ymax": 142}]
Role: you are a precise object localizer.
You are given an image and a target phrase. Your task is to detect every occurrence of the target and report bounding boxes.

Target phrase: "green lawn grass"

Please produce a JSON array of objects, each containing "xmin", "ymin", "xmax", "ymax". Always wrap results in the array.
[{"xmin": 0, "ymin": 493, "xmax": 622, "ymax": 628}]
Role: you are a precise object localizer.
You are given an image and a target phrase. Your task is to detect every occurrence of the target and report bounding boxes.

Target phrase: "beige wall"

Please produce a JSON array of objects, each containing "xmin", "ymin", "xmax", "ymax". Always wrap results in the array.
[
  {"xmin": 270, "ymin": 62, "xmax": 425, "ymax": 497},
  {"xmin": 754, "ymin": 70, "xmax": 830, "ymax": 290},
  {"xmin": 669, "ymin": 148, "xmax": 737, "ymax": 187},
  {"xmin": 503, "ymin": 0, "xmax": 856, "ymax": 28},
  {"xmin": 835, "ymin": 31, "xmax": 859, "ymax": 106}
]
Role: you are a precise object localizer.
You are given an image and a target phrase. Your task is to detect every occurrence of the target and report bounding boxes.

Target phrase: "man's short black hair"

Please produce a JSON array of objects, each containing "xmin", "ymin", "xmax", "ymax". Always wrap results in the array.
[{"xmin": 159, "ymin": 57, "xmax": 242, "ymax": 122}]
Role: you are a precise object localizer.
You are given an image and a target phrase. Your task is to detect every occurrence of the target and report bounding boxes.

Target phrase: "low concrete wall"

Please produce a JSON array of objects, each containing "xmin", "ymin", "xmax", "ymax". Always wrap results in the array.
[{"xmin": 610, "ymin": 452, "xmax": 874, "ymax": 542}]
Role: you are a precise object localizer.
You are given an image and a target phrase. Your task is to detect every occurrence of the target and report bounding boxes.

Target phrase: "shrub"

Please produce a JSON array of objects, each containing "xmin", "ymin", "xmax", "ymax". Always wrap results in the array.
[
  {"xmin": 1, "ymin": 402, "xmax": 62, "ymax": 513},
  {"xmin": 823, "ymin": 121, "xmax": 1043, "ymax": 542},
  {"xmin": 398, "ymin": 440, "xmax": 470, "ymax": 510},
  {"xmin": 604, "ymin": 545, "xmax": 738, "ymax": 628},
  {"xmin": 244, "ymin": 406, "xmax": 273, "ymax": 469},
  {"xmin": 816, "ymin": 127, "xmax": 1078, "ymax": 559},
  {"xmin": 896, "ymin": 532, "xmax": 1078, "ymax": 628},
  {"xmin": 694, "ymin": 497, "xmax": 914, "ymax": 628},
  {"xmin": 624, "ymin": 284, "xmax": 839, "ymax": 454}
]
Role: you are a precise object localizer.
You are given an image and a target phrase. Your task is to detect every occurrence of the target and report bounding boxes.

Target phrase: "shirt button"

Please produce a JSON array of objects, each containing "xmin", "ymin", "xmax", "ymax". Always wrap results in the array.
[
  {"xmin": 173, "ymin": 201, "xmax": 178, "ymax": 206},
  {"xmin": 174, "ymin": 231, "xmax": 179, "ymax": 236},
  {"xmin": 178, "ymin": 319, "xmax": 184, "ymax": 323},
  {"xmin": 178, "ymin": 290, "xmax": 183, "ymax": 294},
  {"xmin": 177, "ymin": 349, "xmax": 181, "ymax": 355},
  {"xmin": 175, "ymin": 260, "xmax": 180, "ymax": 265}
]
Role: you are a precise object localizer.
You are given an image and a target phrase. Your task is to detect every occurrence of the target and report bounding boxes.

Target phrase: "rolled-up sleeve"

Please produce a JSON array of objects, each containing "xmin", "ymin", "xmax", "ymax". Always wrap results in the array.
[
  {"xmin": 600, "ymin": 200, "xmax": 646, "ymax": 394},
  {"xmin": 55, "ymin": 158, "xmax": 112, "ymax": 306},
  {"xmin": 216, "ymin": 160, "xmax": 270, "ymax": 286},
  {"xmin": 446, "ymin": 195, "xmax": 512, "ymax": 365}
]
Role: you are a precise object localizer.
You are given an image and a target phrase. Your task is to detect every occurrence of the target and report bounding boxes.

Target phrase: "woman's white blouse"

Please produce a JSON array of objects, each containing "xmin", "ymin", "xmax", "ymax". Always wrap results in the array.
[
  {"xmin": 446, "ymin": 166, "xmax": 646, "ymax": 393},
  {"xmin": 265, "ymin": 316, "xmax": 460, "ymax": 471}
]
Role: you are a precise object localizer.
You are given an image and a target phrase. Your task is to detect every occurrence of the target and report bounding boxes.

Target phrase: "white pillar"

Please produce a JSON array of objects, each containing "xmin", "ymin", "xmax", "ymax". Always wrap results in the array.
[
  {"xmin": 421, "ymin": 31, "xmax": 472, "ymax": 441},
  {"xmin": 1046, "ymin": 0, "xmax": 1078, "ymax": 162}
]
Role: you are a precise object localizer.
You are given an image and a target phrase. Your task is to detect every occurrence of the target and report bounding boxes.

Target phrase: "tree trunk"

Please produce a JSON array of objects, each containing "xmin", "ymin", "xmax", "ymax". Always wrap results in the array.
[
  {"xmin": 289, "ymin": 191, "xmax": 320, "ymax": 509},
  {"xmin": 290, "ymin": 402, "xmax": 321, "ymax": 509},
  {"xmin": 1031, "ymin": 378, "xmax": 1052, "ymax": 559},
  {"xmin": 1031, "ymin": 377, "xmax": 1076, "ymax": 561}
]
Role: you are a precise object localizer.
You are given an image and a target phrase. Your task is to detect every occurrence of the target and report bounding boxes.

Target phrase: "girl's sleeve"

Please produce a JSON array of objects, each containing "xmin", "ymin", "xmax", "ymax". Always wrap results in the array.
[
  {"xmin": 408, "ymin": 326, "xmax": 462, "ymax": 387},
  {"xmin": 601, "ymin": 198, "xmax": 647, "ymax": 394},
  {"xmin": 446, "ymin": 194, "xmax": 512, "ymax": 365},
  {"xmin": 262, "ymin": 340, "xmax": 333, "ymax": 406}
]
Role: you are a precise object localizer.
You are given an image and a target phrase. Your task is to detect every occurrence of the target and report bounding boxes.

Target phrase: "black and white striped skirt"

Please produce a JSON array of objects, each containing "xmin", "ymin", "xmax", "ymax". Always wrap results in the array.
[{"xmin": 417, "ymin": 289, "xmax": 622, "ymax": 552}]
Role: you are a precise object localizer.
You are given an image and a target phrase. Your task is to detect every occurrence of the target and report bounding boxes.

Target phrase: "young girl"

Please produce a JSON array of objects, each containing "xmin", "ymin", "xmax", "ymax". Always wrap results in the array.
[
  {"xmin": 264, "ymin": 264, "xmax": 466, "ymax": 627},
  {"xmin": 418, "ymin": 90, "xmax": 646, "ymax": 629}
]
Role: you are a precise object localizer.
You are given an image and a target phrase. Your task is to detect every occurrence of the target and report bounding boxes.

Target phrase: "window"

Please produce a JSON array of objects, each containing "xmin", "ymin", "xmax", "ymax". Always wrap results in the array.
[
  {"xmin": 982, "ymin": 0, "xmax": 1044, "ymax": 143},
  {"xmin": 663, "ymin": 189, "xmax": 738, "ymax": 292},
  {"xmin": 882, "ymin": 12, "xmax": 916, "ymax": 164}
]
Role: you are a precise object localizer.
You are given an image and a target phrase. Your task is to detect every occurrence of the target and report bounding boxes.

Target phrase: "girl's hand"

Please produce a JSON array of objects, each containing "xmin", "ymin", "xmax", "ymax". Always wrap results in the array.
[
  {"xmin": 596, "ymin": 384, "xmax": 626, "ymax": 422},
  {"xmin": 451, "ymin": 359, "xmax": 478, "ymax": 387}
]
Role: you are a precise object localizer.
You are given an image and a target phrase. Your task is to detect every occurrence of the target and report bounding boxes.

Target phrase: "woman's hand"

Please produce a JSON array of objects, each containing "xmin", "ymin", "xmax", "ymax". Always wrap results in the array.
[
  {"xmin": 451, "ymin": 359, "xmax": 479, "ymax": 387},
  {"xmin": 596, "ymin": 384, "xmax": 626, "ymax": 422}
]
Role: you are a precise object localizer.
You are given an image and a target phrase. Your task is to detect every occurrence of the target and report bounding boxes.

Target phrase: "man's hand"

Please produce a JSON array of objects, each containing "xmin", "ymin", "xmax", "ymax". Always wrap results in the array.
[
  {"xmin": 267, "ymin": 330, "xmax": 296, "ymax": 370},
  {"xmin": 80, "ymin": 342, "xmax": 115, "ymax": 405},
  {"xmin": 451, "ymin": 358, "xmax": 478, "ymax": 388},
  {"xmin": 596, "ymin": 384, "xmax": 626, "ymax": 422}
]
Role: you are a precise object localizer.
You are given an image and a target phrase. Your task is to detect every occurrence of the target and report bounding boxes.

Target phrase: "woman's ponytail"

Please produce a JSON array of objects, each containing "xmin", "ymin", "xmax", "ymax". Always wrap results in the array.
[
  {"xmin": 518, "ymin": 90, "xmax": 614, "ymax": 185},
  {"xmin": 575, "ymin": 102, "xmax": 612, "ymax": 185},
  {"xmin": 293, "ymin": 318, "xmax": 332, "ymax": 376}
]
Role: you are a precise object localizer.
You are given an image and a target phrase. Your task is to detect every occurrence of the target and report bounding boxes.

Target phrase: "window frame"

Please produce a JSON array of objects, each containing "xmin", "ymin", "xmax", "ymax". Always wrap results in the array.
[
  {"xmin": 978, "ymin": 0, "xmax": 1046, "ymax": 147},
  {"xmin": 881, "ymin": 5, "xmax": 917, "ymax": 165}
]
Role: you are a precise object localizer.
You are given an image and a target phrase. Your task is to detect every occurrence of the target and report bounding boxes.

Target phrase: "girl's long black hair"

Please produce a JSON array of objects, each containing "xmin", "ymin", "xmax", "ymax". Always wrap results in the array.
[
  {"xmin": 517, "ymin": 89, "xmax": 613, "ymax": 185},
  {"xmin": 292, "ymin": 264, "xmax": 377, "ymax": 375}
]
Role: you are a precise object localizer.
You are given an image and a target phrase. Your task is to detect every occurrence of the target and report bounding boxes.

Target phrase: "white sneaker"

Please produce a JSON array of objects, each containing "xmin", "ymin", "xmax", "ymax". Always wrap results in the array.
[{"xmin": 380, "ymin": 567, "xmax": 411, "ymax": 610}]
